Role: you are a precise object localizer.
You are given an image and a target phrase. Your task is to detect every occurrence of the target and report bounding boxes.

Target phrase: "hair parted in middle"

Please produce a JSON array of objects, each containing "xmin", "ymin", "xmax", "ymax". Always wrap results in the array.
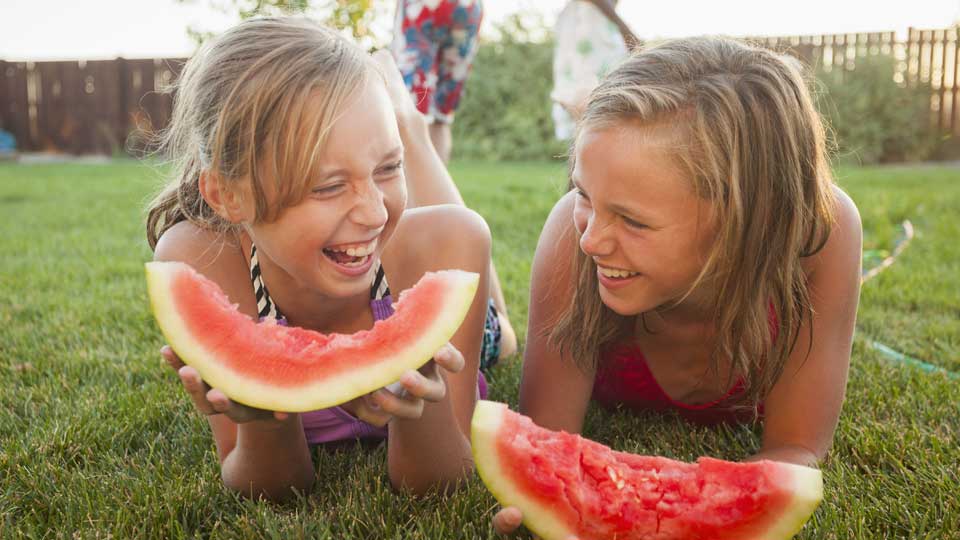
[{"xmin": 550, "ymin": 36, "xmax": 837, "ymax": 408}]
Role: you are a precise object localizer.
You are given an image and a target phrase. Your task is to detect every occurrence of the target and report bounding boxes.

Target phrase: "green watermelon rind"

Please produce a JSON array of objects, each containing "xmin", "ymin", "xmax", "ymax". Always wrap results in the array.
[
  {"xmin": 472, "ymin": 400, "xmax": 579, "ymax": 540},
  {"xmin": 471, "ymin": 400, "xmax": 824, "ymax": 540},
  {"xmin": 146, "ymin": 261, "xmax": 479, "ymax": 412}
]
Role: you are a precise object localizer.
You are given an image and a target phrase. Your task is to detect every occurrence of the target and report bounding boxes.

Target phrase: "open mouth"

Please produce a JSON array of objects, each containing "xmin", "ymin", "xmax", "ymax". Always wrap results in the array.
[
  {"xmin": 597, "ymin": 265, "xmax": 639, "ymax": 280},
  {"xmin": 322, "ymin": 238, "xmax": 377, "ymax": 269}
]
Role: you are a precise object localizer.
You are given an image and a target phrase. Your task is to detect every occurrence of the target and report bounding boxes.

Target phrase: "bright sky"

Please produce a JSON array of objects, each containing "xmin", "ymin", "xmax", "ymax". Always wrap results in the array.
[{"xmin": 2, "ymin": 0, "xmax": 958, "ymax": 61}]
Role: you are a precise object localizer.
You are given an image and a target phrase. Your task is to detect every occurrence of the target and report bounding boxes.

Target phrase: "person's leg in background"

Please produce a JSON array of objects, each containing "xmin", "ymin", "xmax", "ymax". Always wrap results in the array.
[{"xmin": 390, "ymin": 0, "xmax": 517, "ymax": 363}]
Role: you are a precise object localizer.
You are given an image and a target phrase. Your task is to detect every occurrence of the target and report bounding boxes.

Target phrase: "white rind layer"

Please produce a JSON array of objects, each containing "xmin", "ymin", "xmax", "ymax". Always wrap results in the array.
[
  {"xmin": 757, "ymin": 462, "xmax": 824, "ymax": 540},
  {"xmin": 471, "ymin": 400, "xmax": 578, "ymax": 540},
  {"xmin": 146, "ymin": 261, "xmax": 478, "ymax": 412}
]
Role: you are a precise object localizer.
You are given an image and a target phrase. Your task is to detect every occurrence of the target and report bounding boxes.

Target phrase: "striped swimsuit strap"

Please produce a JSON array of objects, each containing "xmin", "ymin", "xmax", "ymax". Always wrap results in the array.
[{"xmin": 248, "ymin": 244, "xmax": 390, "ymax": 321}]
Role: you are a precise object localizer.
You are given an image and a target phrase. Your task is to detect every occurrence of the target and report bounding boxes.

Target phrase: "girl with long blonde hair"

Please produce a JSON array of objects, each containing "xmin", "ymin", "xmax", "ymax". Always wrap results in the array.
[
  {"xmin": 494, "ymin": 36, "xmax": 861, "ymax": 534},
  {"xmin": 147, "ymin": 17, "xmax": 506, "ymax": 500}
]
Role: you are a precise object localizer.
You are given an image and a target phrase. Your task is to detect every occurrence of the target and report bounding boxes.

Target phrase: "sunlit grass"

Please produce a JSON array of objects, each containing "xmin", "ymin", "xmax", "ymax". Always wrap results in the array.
[{"xmin": 1, "ymin": 160, "xmax": 956, "ymax": 538}]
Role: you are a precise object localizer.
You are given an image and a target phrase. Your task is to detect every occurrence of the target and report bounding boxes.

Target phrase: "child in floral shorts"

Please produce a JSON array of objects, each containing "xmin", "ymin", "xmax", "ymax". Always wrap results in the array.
[{"xmin": 391, "ymin": 0, "xmax": 483, "ymax": 163}]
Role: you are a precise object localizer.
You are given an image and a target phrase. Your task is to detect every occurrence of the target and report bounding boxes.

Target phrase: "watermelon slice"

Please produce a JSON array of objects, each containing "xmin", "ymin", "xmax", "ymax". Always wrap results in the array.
[
  {"xmin": 145, "ymin": 261, "xmax": 478, "ymax": 412},
  {"xmin": 471, "ymin": 400, "xmax": 823, "ymax": 540}
]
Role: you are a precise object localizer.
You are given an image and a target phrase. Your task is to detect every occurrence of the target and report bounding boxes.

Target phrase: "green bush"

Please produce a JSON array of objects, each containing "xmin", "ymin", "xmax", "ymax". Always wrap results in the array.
[
  {"xmin": 814, "ymin": 55, "xmax": 941, "ymax": 164},
  {"xmin": 454, "ymin": 26, "xmax": 948, "ymax": 164},
  {"xmin": 452, "ymin": 16, "xmax": 568, "ymax": 161}
]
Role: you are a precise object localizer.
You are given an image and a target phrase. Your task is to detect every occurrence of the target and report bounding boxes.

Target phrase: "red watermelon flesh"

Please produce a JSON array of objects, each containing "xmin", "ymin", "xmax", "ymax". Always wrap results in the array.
[
  {"xmin": 471, "ymin": 401, "xmax": 823, "ymax": 540},
  {"xmin": 146, "ymin": 261, "xmax": 478, "ymax": 412}
]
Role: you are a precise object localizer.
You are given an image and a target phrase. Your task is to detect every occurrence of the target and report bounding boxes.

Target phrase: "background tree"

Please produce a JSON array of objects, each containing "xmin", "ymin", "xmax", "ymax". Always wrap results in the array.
[{"xmin": 179, "ymin": 0, "xmax": 383, "ymax": 47}]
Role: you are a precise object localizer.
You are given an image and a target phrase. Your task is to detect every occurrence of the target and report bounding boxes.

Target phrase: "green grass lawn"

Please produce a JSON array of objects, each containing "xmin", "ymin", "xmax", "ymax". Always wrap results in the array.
[{"xmin": 1, "ymin": 160, "xmax": 957, "ymax": 539}]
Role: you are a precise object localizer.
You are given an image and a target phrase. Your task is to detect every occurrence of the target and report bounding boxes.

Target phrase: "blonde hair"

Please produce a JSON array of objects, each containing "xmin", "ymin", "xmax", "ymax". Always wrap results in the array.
[
  {"xmin": 551, "ymin": 37, "xmax": 836, "ymax": 407},
  {"xmin": 146, "ymin": 17, "xmax": 372, "ymax": 249}
]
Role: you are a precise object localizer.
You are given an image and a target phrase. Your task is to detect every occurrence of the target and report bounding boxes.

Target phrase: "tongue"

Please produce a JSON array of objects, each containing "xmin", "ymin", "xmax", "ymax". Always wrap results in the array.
[{"xmin": 326, "ymin": 250, "xmax": 359, "ymax": 264}]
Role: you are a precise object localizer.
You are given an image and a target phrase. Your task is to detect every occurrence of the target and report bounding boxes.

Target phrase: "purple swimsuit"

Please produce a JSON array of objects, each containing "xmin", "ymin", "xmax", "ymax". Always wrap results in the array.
[{"xmin": 248, "ymin": 244, "xmax": 487, "ymax": 446}]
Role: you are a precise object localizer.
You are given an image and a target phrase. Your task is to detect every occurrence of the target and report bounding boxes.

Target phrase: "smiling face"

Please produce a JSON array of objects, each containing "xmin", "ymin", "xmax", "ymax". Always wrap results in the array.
[
  {"xmin": 572, "ymin": 123, "xmax": 718, "ymax": 317},
  {"xmin": 239, "ymin": 76, "xmax": 407, "ymax": 300}
]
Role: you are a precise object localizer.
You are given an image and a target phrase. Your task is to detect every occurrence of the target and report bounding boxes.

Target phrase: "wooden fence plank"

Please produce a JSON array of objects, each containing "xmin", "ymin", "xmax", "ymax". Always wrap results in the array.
[
  {"xmin": 950, "ymin": 26, "xmax": 960, "ymax": 135},
  {"xmin": 4, "ymin": 27, "xmax": 960, "ymax": 155}
]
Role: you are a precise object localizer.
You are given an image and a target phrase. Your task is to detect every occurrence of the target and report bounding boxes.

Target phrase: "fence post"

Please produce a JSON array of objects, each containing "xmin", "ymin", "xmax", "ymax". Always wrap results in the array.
[
  {"xmin": 938, "ymin": 29, "xmax": 949, "ymax": 132},
  {"xmin": 950, "ymin": 25, "xmax": 960, "ymax": 135},
  {"xmin": 0, "ymin": 60, "xmax": 6, "ymax": 132},
  {"xmin": 117, "ymin": 57, "xmax": 128, "ymax": 153},
  {"xmin": 906, "ymin": 27, "xmax": 916, "ymax": 87}
]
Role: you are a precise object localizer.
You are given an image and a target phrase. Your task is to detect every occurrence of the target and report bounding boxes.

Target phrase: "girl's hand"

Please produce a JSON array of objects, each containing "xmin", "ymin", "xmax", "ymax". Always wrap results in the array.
[
  {"xmin": 370, "ymin": 49, "xmax": 422, "ymax": 129},
  {"xmin": 342, "ymin": 343, "xmax": 466, "ymax": 427},
  {"xmin": 493, "ymin": 506, "xmax": 580, "ymax": 539},
  {"xmin": 161, "ymin": 345, "xmax": 291, "ymax": 425}
]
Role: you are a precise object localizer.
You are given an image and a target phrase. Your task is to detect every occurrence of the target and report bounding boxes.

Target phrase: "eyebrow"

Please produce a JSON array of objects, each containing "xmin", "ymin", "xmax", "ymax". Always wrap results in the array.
[
  {"xmin": 317, "ymin": 145, "xmax": 404, "ymax": 180},
  {"xmin": 383, "ymin": 145, "xmax": 403, "ymax": 159},
  {"xmin": 572, "ymin": 178, "xmax": 651, "ymax": 220}
]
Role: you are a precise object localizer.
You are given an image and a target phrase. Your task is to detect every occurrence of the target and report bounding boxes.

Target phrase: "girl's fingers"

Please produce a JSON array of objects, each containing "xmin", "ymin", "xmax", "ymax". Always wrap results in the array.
[
  {"xmin": 353, "ymin": 395, "xmax": 393, "ymax": 427},
  {"xmin": 177, "ymin": 365, "xmax": 281, "ymax": 423},
  {"xmin": 161, "ymin": 345, "xmax": 185, "ymax": 370},
  {"xmin": 400, "ymin": 367, "xmax": 446, "ymax": 402},
  {"xmin": 177, "ymin": 366, "xmax": 216, "ymax": 415},
  {"xmin": 492, "ymin": 507, "xmax": 523, "ymax": 535},
  {"xmin": 205, "ymin": 388, "xmax": 279, "ymax": 423},
  {"xmin": 433, "ymin": 343, "xmax": 465, "ymax": 373},
  {"xmin": 372, "ymin": 388, "xmax": 425, "ymax": 419}
]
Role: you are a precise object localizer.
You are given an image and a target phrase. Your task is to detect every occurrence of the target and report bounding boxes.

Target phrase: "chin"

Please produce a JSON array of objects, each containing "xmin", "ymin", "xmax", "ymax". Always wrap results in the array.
[{"xmin": 598, "ymin": 289, "xmax": 649, "ymax": 316}]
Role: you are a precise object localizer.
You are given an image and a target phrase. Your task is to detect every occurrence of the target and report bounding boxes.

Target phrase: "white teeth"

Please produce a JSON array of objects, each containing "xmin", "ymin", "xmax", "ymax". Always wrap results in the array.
[
  {"xmin": 598, "ymin": 266, "xmax": 639, "ymax": 279},
  {"xmin": 328, "ymin": 240, "xmax": 376, "ymax": 257}
]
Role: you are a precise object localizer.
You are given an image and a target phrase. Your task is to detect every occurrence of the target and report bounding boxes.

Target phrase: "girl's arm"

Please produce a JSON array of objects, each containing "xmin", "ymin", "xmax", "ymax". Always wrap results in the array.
[
  {"xmin": 154, "ymin": 222, "xmax": 315, "ymax": 501},
  {"xmin": 750, "ymin": 187, "xmax": 862, "ymax": 467},
  {"xmin": 519, "ymin": 191, "xmax": 595, "ymax": 433},
  {"xmin": 380, "ymin": 205, "xmax": 493, "ymax": 494},
  {"xmin": 491, "ymin": 192, "xmax": 594, "ymax": 536}
]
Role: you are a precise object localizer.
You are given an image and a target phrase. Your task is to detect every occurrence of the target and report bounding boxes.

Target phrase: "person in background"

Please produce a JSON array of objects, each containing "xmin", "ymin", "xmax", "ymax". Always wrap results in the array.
[
  {"xmin": 391, "ymin": 0, "xmax": 483, "ymax": 164},
  {"xmin": 390, "ymin": 0, "xmax": 518, "ymax": 367},
  {"xmin": 552, "ymin": 0, "xmax": 639, "ymax": 140}
]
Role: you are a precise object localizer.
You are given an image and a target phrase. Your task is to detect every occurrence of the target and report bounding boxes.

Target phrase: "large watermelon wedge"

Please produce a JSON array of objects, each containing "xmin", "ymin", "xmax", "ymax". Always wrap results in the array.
[
  {"xmin": 472, "ymin": 400, "xmax": 823, "ymax": 540},
  {"xmin": 145, "ymin": 261, "xmax": 478, "ymax": 412}
]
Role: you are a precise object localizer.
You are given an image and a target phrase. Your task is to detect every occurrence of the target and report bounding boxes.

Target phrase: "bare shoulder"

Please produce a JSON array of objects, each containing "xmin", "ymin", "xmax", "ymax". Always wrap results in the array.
[
  {"xmin": 153, "ymin": 221, "xmax": 257, "ymax": 316},
  {"xmin": 391, "ymin": 204, "xmax": 489, "ymax": 248},
  {"xmin": 532, "ymin": 191, "xmax": 579, "ymax": 299},
  {"xmin": 520, "ymin": 190, "xmax": 595, "ymax": 433},
  {"xmin": 382, "ymin": 204, "xmax": 491, "ymax": 290},
  {"xmin": 806, "ymin": 185, "xmax": 862, "ymax": 278},
  {"xmin": 828, "ymin": 185, "xmax": 863, "ymax": 249}
]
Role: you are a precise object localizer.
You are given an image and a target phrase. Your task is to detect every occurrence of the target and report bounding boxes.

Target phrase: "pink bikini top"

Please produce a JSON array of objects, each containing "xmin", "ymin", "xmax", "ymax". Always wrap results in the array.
[{"xmin": 592, "ymin": 341, "xmax": 763, "ymax": 425}]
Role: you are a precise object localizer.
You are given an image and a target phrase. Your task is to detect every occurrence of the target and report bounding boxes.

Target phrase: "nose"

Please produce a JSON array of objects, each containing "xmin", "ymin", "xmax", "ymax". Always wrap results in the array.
[
  {"xmin": 349, "ymin": 178, "xmax": 389, "ymax": 230},
  {"xmin": 578, "ymin": 210, "xmax": 616, "ymax": 258}
]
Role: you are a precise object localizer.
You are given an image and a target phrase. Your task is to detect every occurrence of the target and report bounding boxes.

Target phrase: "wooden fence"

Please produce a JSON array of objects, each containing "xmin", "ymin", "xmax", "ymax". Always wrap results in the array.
[
  {"xmin": 1, "ymin": 25, "xmax": 958, "ymax": 155},
  {"xmin": 749, "ymin": 26, "xmax": 960, "ymax": 135},
  {"xmin": 0, "ymin": 58, "xmax": 185, "ymax": 155}
]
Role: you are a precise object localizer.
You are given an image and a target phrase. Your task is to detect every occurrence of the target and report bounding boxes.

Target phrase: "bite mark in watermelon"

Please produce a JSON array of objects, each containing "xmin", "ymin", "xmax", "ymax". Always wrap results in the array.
[
  {"xmin": 471, "ymin": 400, "xmax": 823, "ymax": 540},
  {"xmin": 145, "ymin": 261, "xmax": 478, "ymax": 412}
]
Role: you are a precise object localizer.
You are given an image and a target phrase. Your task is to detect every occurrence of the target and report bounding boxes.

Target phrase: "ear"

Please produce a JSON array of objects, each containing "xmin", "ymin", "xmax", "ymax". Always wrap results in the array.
[{"xmin": 198, "ymin": 172, "xmax": 250, "ymax": 223}]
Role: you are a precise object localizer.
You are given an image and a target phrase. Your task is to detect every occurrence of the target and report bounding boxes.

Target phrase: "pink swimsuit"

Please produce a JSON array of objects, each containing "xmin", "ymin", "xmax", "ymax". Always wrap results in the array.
[{"xmin": 592, "ymin": 342, "xmax": 762, "ymax": 426}]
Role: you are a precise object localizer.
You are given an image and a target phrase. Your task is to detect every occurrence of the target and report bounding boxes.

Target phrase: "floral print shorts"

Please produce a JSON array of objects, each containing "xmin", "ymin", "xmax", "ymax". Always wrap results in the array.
[{"xmin": 392, "ymin": 0, "xmax": 483, "ymax": 123}]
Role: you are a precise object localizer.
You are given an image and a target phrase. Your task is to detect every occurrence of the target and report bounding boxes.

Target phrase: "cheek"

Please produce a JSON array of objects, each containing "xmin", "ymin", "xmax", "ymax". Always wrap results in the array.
[
  {"xmin": 572, "ymin": 204, "xmax": 589, "ymax": 236},
  {"xmin": 384, "ymin": 177, "xmax": 407, "ymax": 219}
]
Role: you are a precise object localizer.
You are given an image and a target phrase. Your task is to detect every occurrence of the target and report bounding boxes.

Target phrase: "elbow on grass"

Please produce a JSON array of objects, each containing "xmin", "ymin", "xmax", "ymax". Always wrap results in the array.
[
  {"xmin": 222, "ymin": 472, "xmax": 315, "ymax": 504},
  {"xmin": 388, "ymin": 459, "xmax": 476, "ymax": 497}
]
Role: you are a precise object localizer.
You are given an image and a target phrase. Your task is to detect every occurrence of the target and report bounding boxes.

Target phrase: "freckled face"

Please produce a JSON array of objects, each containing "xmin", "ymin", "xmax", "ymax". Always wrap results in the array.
[
  {"xmin": 572, "ymin": 124, "xmax": 717, "ymax": 316},
  {"xmin": 244, "ymin": 77, "xmax": 407, "ymax": 299}
]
